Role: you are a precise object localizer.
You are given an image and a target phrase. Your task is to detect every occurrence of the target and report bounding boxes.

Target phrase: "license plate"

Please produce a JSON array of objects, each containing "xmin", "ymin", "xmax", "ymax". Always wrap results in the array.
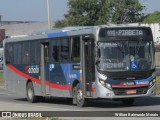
[{"xmin": 126, "ymin": 90, "xmax": 136, "ymax": 94}]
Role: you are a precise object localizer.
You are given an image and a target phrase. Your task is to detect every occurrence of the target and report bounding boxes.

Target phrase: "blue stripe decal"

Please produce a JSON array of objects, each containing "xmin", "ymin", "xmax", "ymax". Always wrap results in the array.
[
  {"xmin": 108, "ymin": 76, "xmax": 153, "ymax": 85},
  {"xmin": 134, "ymin": 76, "xmax": 152, "ymax": 85},
  {"xmin": 47, "ymin": 32, "xmax": 68, "ymax": 38},
  {"xmin": 60, "ymin": 63, "xmax": 80, "ymax": 81}
]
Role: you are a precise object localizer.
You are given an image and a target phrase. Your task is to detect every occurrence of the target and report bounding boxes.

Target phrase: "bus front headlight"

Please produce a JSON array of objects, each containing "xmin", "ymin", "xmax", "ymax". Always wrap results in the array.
[
  {"xmin": 99, "ymin": 79, "xmax": 112, "ymax": 90},
  {"xmin": 99, "ymin": 79, "xmax": 105, "ymax": 87},
  {"xmin": 106, "ymin": 83, "xmax": 112, "ymax": 90}
]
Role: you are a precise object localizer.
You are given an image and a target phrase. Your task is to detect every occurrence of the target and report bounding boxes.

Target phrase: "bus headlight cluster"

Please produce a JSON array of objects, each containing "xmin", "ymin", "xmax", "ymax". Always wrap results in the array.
[
  {"xmin": 99, "ymin": 79, "xmax": 112, "ymax": 90},
  {"xmin": 149, "ymin": 79, "xmax": 156, "ymax": 88},
  {"xmin": 106, "ymin": 83, "xmax": 112, "ymax": 90},
  {"xmin": 99, "ymin": 79, "xmax": 105, "ymax": 87}
]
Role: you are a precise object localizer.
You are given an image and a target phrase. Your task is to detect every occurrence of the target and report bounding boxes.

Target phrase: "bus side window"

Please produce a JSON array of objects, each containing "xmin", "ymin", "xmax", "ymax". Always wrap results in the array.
[
  {"xmin": 13, "ymin": 43, "xmax": 22, "ymax": 64},
  {"xmin": 30, "ymin": 41, "xmax": 40, "ymax": 64},
  {"xmin": 6, "ymin": 50, "xmax": 10, "ymax": 64},
  {"xmin": 5, "ymin": 44, "xmax": 13, "ymax": 64},
  {"xmin": 71, "ymin": 37, "xmax": 80, "ymax": 62},
  {"xmin": 23, "ymin": 51, "xmax": 29, "ymax": 64},
  {"xmin": 51, "ymin": 39, "xmax": 60, "ymax": 62},
  {"xmin": 22, "ymin": 42, "xmax": 30, "ymax": 64},
  {"xmin": 61, "ymin": 38, "xmax": 69, "ymax": 62}
]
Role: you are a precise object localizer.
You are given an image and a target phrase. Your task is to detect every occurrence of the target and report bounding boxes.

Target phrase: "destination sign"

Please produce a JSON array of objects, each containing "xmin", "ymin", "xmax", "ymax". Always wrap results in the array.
[
  {"xmin": 99, "ymin": 28, "xmax": 148, "ymax": 37},
  {"xmin": 106, "ymin": 30, "xmax": 143, "ymax": 36}
]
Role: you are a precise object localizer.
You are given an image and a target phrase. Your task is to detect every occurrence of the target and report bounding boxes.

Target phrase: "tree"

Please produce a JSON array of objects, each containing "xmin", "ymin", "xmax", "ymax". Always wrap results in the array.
[
  {"xmin": 110, "ymin": 0, "xmax": 144, "ymax": 23},
  {"xmin": 54, "ymin": 19, "xmax": 67, "ymax": 28},
  {"xmin": 64, "ymin": 0, "xmax": 103, "ymax": 26},
  {"xmin": 143, "ymin": 11, "xmax": 160, "ymax": 23},
  {"xmin": 54, "ymin": 0, "xmax": 145, "ymax": 27}
]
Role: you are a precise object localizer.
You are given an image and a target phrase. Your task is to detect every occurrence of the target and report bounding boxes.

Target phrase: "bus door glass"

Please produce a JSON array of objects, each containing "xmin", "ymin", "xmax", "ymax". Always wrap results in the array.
[{"xmin": 82, "ymin": 35, "xmax": 95, "ymax": 97}]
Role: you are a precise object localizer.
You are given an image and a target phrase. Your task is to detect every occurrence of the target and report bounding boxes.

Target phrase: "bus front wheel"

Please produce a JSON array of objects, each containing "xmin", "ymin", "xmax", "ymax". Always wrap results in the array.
[
  {"xmin": 75, "ymin": 84, "xmax": 87, "ymax": 107},
  {"xmin": 26, "ymin": 82, "xmax": 38, "ymax": 103}
]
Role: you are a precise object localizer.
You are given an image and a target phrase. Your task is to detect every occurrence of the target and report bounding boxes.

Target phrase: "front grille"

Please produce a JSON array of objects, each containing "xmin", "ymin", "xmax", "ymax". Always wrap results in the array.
[
  {"xmin": 113, "ymin": 86, "xmax": 148, "ymax": 95},
  {"xmin": 98, "ymin": 69, "xmax": 155, "ymax": 80},
  {"xmin": 109, "ymin": 73, "xmax": 148, "ymax": 80}
]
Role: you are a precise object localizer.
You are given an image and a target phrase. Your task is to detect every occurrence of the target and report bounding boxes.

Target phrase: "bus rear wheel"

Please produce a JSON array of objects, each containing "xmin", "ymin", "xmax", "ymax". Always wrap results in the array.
[
  {"xmin": 26, "ymin": 82, "xmax": 38, "ymax": 103},
  {"xmin": 121, "ymin": 98, "xmax": 135, "ymax": 106},
  {"xmin": 75, "ymin": 84, "xmax": 87, "ymax": 107}
]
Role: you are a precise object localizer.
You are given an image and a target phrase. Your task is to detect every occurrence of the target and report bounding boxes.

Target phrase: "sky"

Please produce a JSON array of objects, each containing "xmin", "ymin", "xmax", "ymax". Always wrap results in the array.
[{"xmin": 0, "ymin": 0, "xmax": 160, "ymax": 22}]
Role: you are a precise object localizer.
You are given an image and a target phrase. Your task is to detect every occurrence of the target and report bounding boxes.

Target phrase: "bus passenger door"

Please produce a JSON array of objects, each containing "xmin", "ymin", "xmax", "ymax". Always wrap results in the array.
[
  {"xmin": 40, "ymin": 43, "xmax": 50, "ymax": 96},
  {"xmin": 82, "ymin": 35, "xmax": 95, "ymax": 97}
]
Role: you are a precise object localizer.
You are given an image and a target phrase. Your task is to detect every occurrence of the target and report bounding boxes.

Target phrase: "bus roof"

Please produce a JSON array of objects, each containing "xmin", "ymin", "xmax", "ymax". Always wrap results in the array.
[{"xmin": 3, "ymin": 25, "xmax": 151, "ymax": 43}]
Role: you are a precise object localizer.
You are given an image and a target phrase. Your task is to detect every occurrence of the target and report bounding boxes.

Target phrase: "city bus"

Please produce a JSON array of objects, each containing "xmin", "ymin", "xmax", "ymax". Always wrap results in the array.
[{"xmin": 3, "ymin": 25, "xmax": 156, "ymax": 107}]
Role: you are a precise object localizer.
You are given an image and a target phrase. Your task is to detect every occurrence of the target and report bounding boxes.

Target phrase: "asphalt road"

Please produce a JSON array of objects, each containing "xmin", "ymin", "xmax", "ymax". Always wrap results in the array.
[
  {"xmin": 0, "ymin": 86, "xmax": 160, "ymax": 120},
  {"xmin": 0, "ymin": 67, "xmax": 160, "ymax": 120}
]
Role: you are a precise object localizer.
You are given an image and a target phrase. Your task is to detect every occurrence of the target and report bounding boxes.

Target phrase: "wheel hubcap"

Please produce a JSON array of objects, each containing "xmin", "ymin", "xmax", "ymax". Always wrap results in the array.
[
  {"xmin": 77, "ymin": 89, "xmax": 83, "ymax": 102},
  {"xmin": 28, "ymin": 88, "xmax": 33, "ymax": 100}
]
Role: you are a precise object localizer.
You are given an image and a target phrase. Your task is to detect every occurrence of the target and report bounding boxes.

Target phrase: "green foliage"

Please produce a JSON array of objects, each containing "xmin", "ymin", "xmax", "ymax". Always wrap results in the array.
[
  {"xmin": 143, "ymin": 11, "xmax": 160, "ymax": 23},
  {"xmin": 157, "ymin": 77, "xmax": 160, "ymax": 83},
  {"xmin": 54, "ymin": 19, "xmax": 67, "ymax": 28},
  {"xmin": 54, "ymin": 0, "xmax": 145, "ymax": 28},
  {"xmin": 110, "ymin": 0, "xmax": 144, "ymax": 24},
  {"xmin": 65, "ymin": 0, "xmax": 102, "ymax": 26}
]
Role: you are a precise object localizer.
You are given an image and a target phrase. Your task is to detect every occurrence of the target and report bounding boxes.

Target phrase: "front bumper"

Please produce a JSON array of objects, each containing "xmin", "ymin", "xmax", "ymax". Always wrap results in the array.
[{"xmin": 94, "ymin": 83, "xmax": 156, "ymax": 99}]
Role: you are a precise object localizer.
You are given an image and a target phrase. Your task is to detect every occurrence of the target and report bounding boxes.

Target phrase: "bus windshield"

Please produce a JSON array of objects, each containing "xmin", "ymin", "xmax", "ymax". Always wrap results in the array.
[{"xmin": 97, "ymin": 40, "xmax": 154, "ymax": 71}]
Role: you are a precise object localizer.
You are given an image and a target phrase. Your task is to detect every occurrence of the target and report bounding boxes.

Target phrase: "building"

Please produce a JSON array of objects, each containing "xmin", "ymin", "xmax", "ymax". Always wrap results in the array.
[{"xmin": 0, "ymin": 21, "xmax": 49, "ymax": 37}]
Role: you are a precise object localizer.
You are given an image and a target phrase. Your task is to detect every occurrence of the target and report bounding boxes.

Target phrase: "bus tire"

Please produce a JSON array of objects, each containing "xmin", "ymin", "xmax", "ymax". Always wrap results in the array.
[
  {"xmin": 122, "ymin": 98, "xmax": 135, "ymax": 106},
  {"xmin": 72, "ymin": 85, "xmax": 77, "ymax": 105},
  {"xmin": 75, "ymin": 84, "xmax": 87, "ymax": 107},
  {"xmin": 38, "ymin": 96, "xmax": 45, "ymax": 102},
  {"xmin": 26, "ymin": 82, "xmax": 38, "ymax": 103}
]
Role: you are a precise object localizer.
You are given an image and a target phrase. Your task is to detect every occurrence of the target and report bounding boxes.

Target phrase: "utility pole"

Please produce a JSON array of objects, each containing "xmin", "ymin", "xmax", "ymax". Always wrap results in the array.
[{"xmin": 47, "ymin": 0, "xmax": 51, "ymax": 29}]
